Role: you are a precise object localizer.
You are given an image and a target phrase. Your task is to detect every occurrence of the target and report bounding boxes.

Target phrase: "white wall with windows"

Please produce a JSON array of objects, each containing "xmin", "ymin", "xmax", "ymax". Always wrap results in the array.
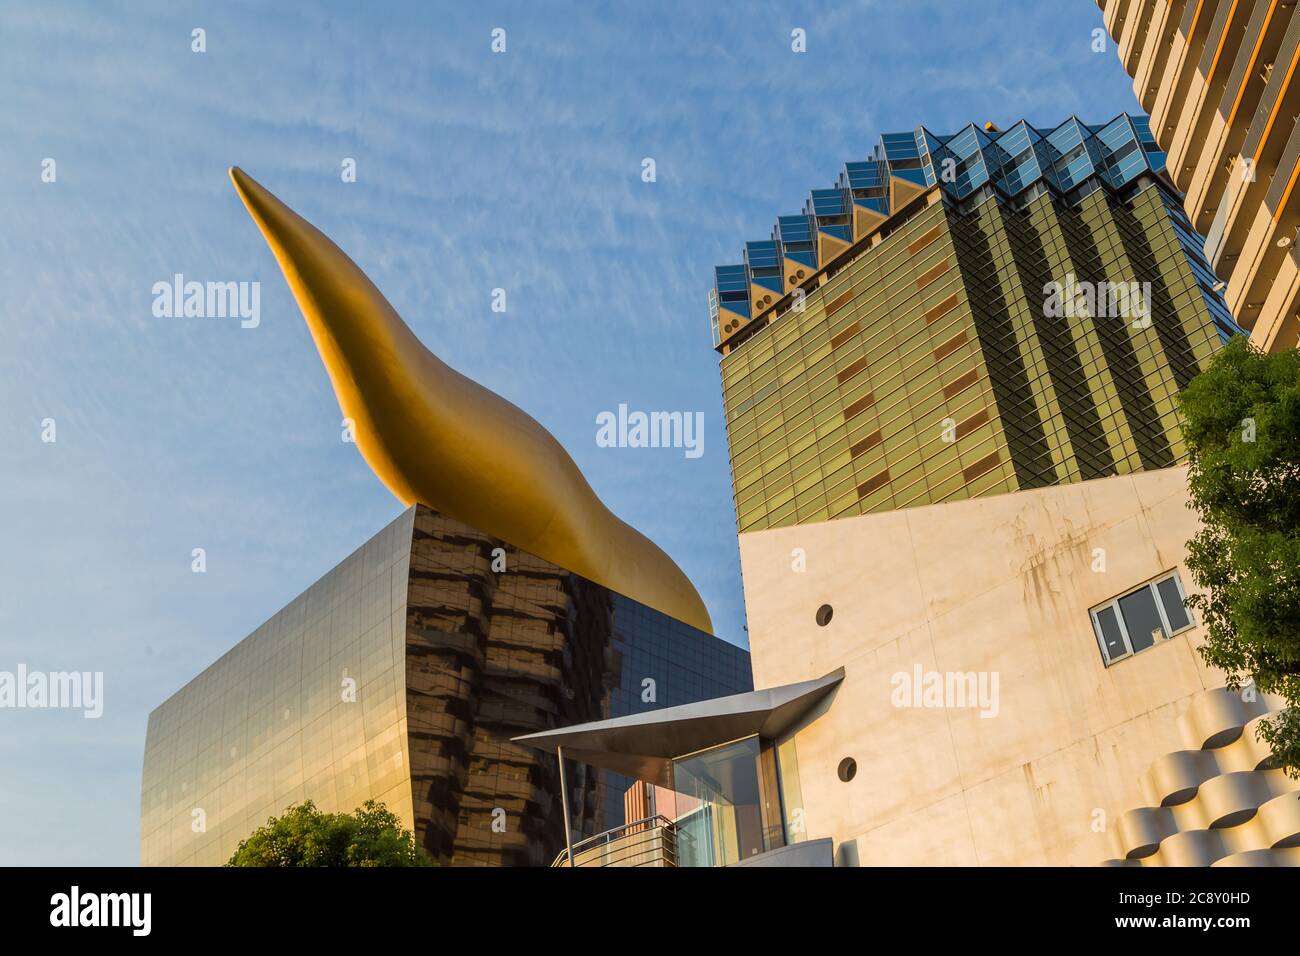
[
  {"xmin": 1090, "ymin": 571, "xmax": 1195, "ymax": 665},
  {"xmin": 738, "ymin": 465, "xmax": 1220, "ymax": 865}
]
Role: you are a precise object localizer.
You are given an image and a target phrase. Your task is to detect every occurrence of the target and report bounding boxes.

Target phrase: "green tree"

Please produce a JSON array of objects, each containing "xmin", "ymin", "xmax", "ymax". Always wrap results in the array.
[
  {"xmin": 226, "ymin": 799, "xmax": 434, "ymax": 867},
  {"xmin": 1179, "ymin": 336, "xmax": 1300, "ymax": 776}
]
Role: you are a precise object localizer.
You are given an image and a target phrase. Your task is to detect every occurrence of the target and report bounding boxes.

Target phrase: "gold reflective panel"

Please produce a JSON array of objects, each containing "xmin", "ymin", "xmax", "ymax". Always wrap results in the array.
[
  {"xmin": 718, "ymin": 183, "xmax": 1226, "ymax": 534},
  {"xmin": 141, "ymin": 505, "xmax": 752, "ymax": 866},
  {"xmin": 229, "ymin": 168, "xmax": 710, "ymax": 633}
]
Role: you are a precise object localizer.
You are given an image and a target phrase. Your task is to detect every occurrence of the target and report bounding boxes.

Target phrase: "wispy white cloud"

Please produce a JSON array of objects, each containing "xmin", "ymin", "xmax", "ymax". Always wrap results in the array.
[{"xmin": 0, "ymin": 0, "xmax": 1140, "ymax": 864}]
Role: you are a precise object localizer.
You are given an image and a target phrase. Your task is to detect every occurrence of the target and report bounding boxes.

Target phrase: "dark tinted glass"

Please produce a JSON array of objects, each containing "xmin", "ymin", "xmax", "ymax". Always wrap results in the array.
[
  {"xmin": 1118, "ymin": 586, "xmax": 1165, "ymax": 652},
  {"xmin": 1156, "ymin": 578, "xmax": 1190, "ymax": 631},
  {"xmin": 142, "ymin": 505, "xmax": 754, "ymax": 866},
  {"xmin": 1095, "ymin": 605, "xmax": 1127, "ymax": 661}
]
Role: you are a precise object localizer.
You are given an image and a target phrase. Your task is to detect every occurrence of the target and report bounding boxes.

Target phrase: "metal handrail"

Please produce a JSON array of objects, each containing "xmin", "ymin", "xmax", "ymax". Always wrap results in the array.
[{"xmin": 551, "ymin": 814, "xmax": 678, "ymax": 867}]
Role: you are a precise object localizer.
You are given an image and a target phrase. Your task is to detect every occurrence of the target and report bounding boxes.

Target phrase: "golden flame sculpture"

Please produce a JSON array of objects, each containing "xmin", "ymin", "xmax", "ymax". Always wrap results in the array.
[{"xmin": 230, "ymin": 168, "xmax": 712, "ymax": 634}]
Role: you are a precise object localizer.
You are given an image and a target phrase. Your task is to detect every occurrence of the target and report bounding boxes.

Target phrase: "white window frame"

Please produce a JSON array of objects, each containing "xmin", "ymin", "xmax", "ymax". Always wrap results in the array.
[{"xmin": 1090, "ymin": 571, "xmax": 1195, "ymax": 667}]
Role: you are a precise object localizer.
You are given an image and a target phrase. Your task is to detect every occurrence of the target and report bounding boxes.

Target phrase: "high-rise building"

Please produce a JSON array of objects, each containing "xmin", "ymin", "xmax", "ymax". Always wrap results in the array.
[
  {"xmin": 513, "ymin": 115, "xmax": 1300, "ymax": 868},
  {"xmin": 711, "ymin": 115, "xmax": 1242, "ymax": 534},
  {"xmin": 140, "ymin": 506, "xmax": 751, "ymax": 867},
  {"xmin": 1096, "ymin": 0, "xmax": 1300, "ymax": 352}
]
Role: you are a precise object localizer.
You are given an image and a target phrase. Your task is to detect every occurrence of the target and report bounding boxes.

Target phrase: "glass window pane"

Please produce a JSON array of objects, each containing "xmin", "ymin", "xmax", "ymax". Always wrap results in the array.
[
  {"xmin": 1156, "ymin": 577, "xmax": 1191, "ymax": 631},
  {"xmin": 1094, "ymin": 605, "xmax": 1128, "ymax": 661},
  {"xmin": 775, "ymin": 735, "xmax": 806, "ymax": 845},
  {"xmin": 1118, "ymin": 586, "xmax": 1166, "ymax": 652},
  {"xmin": 671, "ymin": 736, "xmax": 765, "ymax": 867}
]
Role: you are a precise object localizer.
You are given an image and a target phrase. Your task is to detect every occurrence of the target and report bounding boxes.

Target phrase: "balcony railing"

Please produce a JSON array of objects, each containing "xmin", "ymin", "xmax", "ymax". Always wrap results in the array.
[{"xmin": 551, "ymin": 815, "xmax": 679, "ymax": 867}]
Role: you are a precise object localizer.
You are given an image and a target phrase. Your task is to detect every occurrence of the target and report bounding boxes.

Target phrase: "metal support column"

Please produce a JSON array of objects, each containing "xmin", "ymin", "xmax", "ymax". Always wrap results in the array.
[{"xmin": 557, "ymin": 744, "xmax": 575, "ymax": 867}]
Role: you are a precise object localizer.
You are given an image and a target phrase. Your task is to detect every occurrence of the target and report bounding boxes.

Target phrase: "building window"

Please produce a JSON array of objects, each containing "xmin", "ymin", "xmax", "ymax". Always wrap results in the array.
[{"xmin": 1090, "ymin": 571, "xmax": 1194, "ymax": 666}]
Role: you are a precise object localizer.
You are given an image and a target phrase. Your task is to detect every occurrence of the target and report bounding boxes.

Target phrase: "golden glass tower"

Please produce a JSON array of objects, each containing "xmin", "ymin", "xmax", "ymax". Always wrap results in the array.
[{"xmin": 712, "ymin": 116, "xmax": 1239, "ymax": 534}]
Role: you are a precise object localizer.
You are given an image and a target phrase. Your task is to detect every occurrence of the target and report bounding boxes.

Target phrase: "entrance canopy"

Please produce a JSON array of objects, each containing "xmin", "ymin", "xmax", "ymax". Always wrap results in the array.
[{"xmin": 512, "ymin": 669, "xmax": 844, "ymax": 789}]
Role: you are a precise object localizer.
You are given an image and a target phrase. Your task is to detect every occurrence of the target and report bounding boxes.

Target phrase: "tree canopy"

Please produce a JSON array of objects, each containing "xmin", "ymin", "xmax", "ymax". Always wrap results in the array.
[
  {"xmin": 1179, "ymin": 336, "xmax": 1300, "ymax": 776},
  {"xmin": 226, "ymin": 799, "xmax": 434, "ymax": 867}
]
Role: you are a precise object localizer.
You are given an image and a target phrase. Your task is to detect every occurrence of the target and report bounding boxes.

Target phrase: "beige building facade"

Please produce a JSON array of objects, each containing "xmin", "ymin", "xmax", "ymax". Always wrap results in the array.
[
  {"xmin": 518, "ymin": 103, "xmax": 1295, "ymax": 866},
  {"xmin": 738, "ymin": 465, "xmax": 1297, "ymax": 865}
]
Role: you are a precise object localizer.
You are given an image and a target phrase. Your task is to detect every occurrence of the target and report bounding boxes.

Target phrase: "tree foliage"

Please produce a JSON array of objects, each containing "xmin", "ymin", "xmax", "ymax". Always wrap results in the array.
[
  {"xmin": 226, "ymin": 799, "xmax": 434, "ymax": 867},
  {"xmin": 1179, "ymin": 336, "xmax": 1300, "ymax": 775}
]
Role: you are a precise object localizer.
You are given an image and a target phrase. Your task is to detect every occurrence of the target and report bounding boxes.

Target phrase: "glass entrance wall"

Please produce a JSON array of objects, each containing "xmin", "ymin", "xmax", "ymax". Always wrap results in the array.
[
  {"xmin": 775, "ymin": 733, "xmax": 806, "ymax": 845},
  {"xmin": 675, "ymin": 804, "xmax": 717, "ymax": 868},
  {"xmin": 670, "ymin": 735, "xmax": 780, "ymax": 866}
]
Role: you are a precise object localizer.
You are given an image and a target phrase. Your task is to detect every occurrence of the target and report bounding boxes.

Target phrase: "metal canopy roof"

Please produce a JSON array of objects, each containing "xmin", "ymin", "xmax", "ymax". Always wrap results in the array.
[{"xmin": 512, "ymin": 669, "xmax": 844, "ymax": 789}]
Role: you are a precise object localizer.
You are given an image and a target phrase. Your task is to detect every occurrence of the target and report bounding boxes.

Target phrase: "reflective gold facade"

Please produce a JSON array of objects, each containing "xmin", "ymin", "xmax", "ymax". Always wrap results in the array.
[
  {"xmin": 403, "ymin": 508, "xmax": 613, "ymax": 865},
  {"xmin": 722, "ymin": 177, "xmax": 1231, "ymax": 533},
  {"xmin": 1098, "ymin": 0, "xmax": 1300, "ymax": 351},
  {"xmin": 141, "ymin": 511, "xmax": 415, "ymax": 866},
  {"xmin": 140, "ymin": 507, "xmax": 749, "ymax": 866}
]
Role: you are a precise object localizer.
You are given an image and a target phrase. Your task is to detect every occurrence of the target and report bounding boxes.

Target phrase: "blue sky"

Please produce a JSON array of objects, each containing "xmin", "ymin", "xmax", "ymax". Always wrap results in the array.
[{"xmin": 0, "ymin": 0, "xmax": 1142, "ymax": 865}]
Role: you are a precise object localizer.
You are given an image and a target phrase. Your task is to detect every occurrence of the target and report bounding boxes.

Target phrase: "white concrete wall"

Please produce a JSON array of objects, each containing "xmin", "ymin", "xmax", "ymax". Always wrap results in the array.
[{"xmin": 739, "ymin": 466, "xmax": 1223, "ymax": 865}]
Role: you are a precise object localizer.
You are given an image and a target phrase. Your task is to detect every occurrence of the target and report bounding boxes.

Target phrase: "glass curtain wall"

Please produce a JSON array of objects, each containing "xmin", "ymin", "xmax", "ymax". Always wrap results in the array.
[{"xmin": 671, "ymin": 735, "xmax": 784, "ymax": 867}]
